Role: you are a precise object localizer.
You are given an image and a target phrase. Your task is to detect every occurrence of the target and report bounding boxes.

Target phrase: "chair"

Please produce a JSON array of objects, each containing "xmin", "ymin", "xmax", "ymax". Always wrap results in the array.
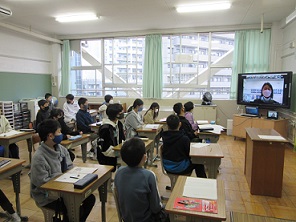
[
  {"xmin": 112, "ymin": 185, "xmax": 123, "ymax": 222},
  {"xmin": 159, "ymin": 145, "xmax": 191, "ymax": 200}
]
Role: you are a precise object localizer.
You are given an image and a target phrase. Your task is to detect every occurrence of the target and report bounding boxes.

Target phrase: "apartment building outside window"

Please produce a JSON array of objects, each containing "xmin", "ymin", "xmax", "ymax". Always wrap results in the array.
[{"xmin": 69, "ymin": 32, "xmax": 235, "ymax": 99}]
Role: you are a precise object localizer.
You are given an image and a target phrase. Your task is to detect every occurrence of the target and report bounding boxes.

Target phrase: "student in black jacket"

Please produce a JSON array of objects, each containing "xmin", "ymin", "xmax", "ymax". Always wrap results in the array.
[
  {"xmin": 49, "ymin": 109, "xmax": 82, "ymax": 140},
  {"xmin": 173, "ymin": 103, "xmax": 201, "ymax": 142},
  {"xmin": 35, "ymin": 99, "xmax": 50, "ymax": 130}
]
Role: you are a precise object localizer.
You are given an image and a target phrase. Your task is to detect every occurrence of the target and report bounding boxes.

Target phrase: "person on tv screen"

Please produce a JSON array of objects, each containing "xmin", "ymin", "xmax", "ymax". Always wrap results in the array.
[{"xmin": 253, "ymin": 82, "xmax": 279, "ymax": 104}]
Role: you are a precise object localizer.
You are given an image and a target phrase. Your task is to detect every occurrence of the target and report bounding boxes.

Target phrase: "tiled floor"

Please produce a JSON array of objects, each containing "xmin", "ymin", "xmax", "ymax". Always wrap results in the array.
[{"xmin": 1, "ymin": 133, "xmax": 296, "ymax": 221}]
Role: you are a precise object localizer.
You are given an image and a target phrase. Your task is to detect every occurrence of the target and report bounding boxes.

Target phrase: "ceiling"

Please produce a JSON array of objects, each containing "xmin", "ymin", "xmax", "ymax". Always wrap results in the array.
[{"xmin": 0, "ymin": 0, "xmax": 296, "ymax": 39}]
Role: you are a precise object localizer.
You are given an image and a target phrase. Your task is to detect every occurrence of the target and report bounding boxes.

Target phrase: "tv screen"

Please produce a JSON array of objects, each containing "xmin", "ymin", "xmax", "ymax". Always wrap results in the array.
[{"xmin": 237, "ymin": 71, "xmax": 293, "ymax": 108}]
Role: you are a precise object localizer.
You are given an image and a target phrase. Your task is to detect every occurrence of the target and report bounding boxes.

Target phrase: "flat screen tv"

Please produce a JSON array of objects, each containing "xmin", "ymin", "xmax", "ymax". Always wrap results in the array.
[{"xmin": 237, "ymin": 71, "xmax": 293, "ymax": 108}]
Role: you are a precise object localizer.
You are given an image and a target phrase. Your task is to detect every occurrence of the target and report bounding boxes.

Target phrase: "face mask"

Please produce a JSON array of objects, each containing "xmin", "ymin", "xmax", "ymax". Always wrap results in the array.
[
  {"xmin": 53, "ymin": 134, "xmax": 63, "ymax": 144},
  {"xmin": 117, "ymin": 113, "xmax": 124, "ymax": 119},
  {"xmin": 84, "ymin": 105, "xmax": 89, "ymax": 110},
  {"xmin": 262, "ymin": 89, "xmax": 271, "ymax": 98},
  {"xmin": 138, "ymin": 106, "xmax": 143, "ymax": 112},
  {"xmin": 155, "ymin": 109, "xmax": 159, "ymax": 113},
  {"xmin": 44, "ymin": 106, "xmax": 49, "ymax": 111},
  {"xmin": 109, "ymin": 99, "xmax": 114, "ymax": 104}
]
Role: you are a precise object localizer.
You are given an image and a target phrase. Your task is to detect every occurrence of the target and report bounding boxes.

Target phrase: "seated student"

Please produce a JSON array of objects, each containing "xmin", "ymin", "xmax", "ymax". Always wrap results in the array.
[
  {"xmin": 63, "ymin": 94, "xmax": 80, "ymax": 123},
  {"xmin": 184, "ymin": 101, "xmax": 199, "ymax": 131},
  {"xmin": 97, "ymin": 103, "xmax": 125, "ymax": 170},
  {"xmin": 49, "ymin": 109, "xmax": 82, "ymax": 140},
  {"xmin": 30, "ymin": 119, "xmax": 95, "ymax": 222},
  {"xmin": 45, "ymin": 93, "xmax": 54, "ymax": 113},
  {"xmin": 173, "ymin": 102, "xmax": 200, "ymax": 142},
  {"xmin": 161, "ymin": 114, "xmax": 206, "ymax": 178},
  {"xmin": 76, "ymin": 97, "xmax": 98, "ymax": 158},
  {"xmin": 35, "ymin": 99, "xmax": 50, "ymax": 130},
  {"xmin": 143, "ymin": 102, "xmax": 160, "ymax": 124},
  {"xmin": 98, "ymin": 94, "xmax": 114, "ymax": 121},
  {"xmin": 124, "ymin": 98, "xmax": 144, "ymax": 139},
  {"xmin": 0, "ymin": 189, "xmax": 21, "ymax": 222},
  {"xmin": 0, "ymin": 115, "xmax": 19, "ymax": 158},
  {"xmin": 114, "ymin": 138, "xmax": 167, "ymax": 222}
]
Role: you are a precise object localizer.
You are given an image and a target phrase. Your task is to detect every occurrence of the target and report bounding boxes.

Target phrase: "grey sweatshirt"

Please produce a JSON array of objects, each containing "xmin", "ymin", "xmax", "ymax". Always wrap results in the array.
[
  {"xmin": 30, "ymin": 142, "xmax": 73, "ymax": 206},
  {"xmin": 124, "ymin": 110, "xmax": 144, "ymax": 139},
  {"xmin": 114, "ymin": 166, "xmax": 163, "ymax": 222}
]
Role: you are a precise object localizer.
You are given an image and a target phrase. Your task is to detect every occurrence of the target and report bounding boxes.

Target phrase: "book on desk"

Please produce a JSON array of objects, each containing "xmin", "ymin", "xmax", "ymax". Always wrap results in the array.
[{"xmin": 173, "ymin": 197, "xmax": 217, "ymax": 213}]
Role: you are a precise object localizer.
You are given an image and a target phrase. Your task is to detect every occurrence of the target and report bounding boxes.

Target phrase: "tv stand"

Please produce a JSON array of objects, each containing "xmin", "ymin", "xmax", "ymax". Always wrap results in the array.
[{"xmin": 232, "ymin": 114, "xmax": 287, "ymax": 139}]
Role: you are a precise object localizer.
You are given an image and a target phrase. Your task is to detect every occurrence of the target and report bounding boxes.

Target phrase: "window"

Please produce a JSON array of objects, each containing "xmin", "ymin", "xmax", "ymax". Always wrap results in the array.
[{"xmin": 69, "ymin": 32, "xmax": 234, "ymax": 99}]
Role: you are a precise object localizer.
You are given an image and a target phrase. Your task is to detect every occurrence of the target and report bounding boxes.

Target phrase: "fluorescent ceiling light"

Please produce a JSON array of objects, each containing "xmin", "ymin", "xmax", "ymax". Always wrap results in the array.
[
  {"xmin": 55, "ymin": 13, "xmax": 99, "ymax": 23},
  {"xmin": 286, "ymin": 10, "xmax": 296, "ymax": 24},
  {"xmin": 176, "ymin": 2, "xmax": 231, "ymax": 13}
]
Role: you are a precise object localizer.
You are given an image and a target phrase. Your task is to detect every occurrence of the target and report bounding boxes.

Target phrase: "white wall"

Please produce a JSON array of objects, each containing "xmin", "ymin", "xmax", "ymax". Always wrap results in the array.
[
  {"xmin": 0, "ymin": 27, "xmax": 52, "ymax": 74},
  {"xmin": 282, "ymin": 20, "xmax": 296, "ymax": 72}
]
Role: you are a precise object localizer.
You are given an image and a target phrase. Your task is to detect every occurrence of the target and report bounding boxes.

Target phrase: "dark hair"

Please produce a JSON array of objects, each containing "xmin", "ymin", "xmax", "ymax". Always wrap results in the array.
[
  {"xmin": 66, "ymin": 94, "xmax": 74, "ymax": 100},
  {"xmin": 50, "ymin": 109, "xmax": 64, "ymax": 119},
  {"xmin": 127, "ymin": 106, "xmax": 133, "ymax": 112},
  {"xmin": 38, "ymin": 119, "xmax": 61, "ymax": 142},
  {"xmin": 106, "ymin": 104, "xmax": 123, "ymax": 121},
  {"xmin": 78, "ymin": 97, "xmax": 88, "ymax": 106},
  {"xmin": 132, "ymin": 99, "xmax": 144, "ymax": 108},
  {"xmin": 45, "ymin": 93, "xmax": 52, "ymax": 99},
  {"xmin": 261, "ymin": 82, "xmax": 274, "ymax": 98},
  {"xmin": 166, "ymin": 114, "xmax": 180, "ymax": 130},
  {"xmin": 121, "ymin": 138, "xmax": 145, "ymax": 167},
  {"xmin": 104, "ymin": 95, "xmax": 113, "ymax": 103},
  {"xmin": 38, "ymin": 99, "xmax": 48, "ymax": 108},
  {"xmin": 173, "ymin": 103, "xmax": 183, "ymax": 115},
  {"xmin": 144, "ymin": 102, "xmax": 160, "ymax": 119},
  {"xmin": 184, "ymin": 101, "xmax": 194, "ymax": 112}
]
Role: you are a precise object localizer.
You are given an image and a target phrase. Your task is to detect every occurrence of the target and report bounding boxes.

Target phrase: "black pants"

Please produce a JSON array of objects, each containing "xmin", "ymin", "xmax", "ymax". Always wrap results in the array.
[
  {"xmin": 44, "ymin": 194, "xmax": 95, "ymax": 222},
  {"xmin": 167, "ymin": 164, "xmax": 207, "ymax": 178},
  {"xmin": 9, "ymin": 143, "xmax": 19, "ymax": 159},
  {"xmin": 0, "ymin": 189, "xmax": 15, "ymax": 214}
]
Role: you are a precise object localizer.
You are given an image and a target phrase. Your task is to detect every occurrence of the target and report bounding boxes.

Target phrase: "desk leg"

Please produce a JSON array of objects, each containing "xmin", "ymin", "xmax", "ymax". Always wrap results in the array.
[
  {"xmin": 207, "ymin": 159, "xmax": 221, "ymax": 179},
  {"xmin": 98, "ymin": 180, "xmax": 108, "ymax": 222},
  {"xmin": 62, "ymin": 194, "xmax": 80, "ymax": 222},
  {"xmin": 147, "ymin": 142, "xmax": 157, "ymax": 168},
  {"xmin": 81, "ymin": 143, "xmax": 87, "ymax": 163},
  {"xmin": 11, "ymin": 172, "xmax": 21, "ymax": 215}
]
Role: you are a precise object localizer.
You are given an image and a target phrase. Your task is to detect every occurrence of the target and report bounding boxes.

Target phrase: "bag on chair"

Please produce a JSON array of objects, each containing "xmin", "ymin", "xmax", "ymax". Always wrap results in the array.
[{"xmin": 52, "ymin": 198, "xmax": 69, "ymax": 222}]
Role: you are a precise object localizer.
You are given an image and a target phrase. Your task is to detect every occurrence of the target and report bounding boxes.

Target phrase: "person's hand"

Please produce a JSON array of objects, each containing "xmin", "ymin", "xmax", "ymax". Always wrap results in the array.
[
  {"xmin": 66, "ymin": 134, "xmax": 71, "ymax": 139},
  {"xmin": 194, "ymin": 131, "xmax": 199, "ymax": 136},
  {"xmin": 79, "ymin": 131, "xmax": 83, "ymax": 135}
]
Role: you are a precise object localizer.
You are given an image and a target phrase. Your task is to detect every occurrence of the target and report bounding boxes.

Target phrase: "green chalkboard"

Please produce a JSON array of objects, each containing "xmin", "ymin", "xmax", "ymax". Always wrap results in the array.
[{"xmin": 0, "ymin": 72, "xmax": 52, "ymax": 102}]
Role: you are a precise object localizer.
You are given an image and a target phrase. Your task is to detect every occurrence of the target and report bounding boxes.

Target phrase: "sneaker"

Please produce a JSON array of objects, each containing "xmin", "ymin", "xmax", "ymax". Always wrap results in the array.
[{"xmin": 4, "ymin": 212, "xmax": 21, "ymax": 222}]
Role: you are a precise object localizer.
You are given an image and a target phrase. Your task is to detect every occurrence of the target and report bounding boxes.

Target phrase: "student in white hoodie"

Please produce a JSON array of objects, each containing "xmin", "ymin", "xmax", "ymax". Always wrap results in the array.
[
  {"xmin": 0, "ymin": 115, "xmax": 19, "ymax": 158},
  {"xmin": 98, "ymin": 94, "xmax": 113, "ymax": 121},
  {"xmin": 63, "ymin": 94, "xmax": 79, "ymax": 123}
]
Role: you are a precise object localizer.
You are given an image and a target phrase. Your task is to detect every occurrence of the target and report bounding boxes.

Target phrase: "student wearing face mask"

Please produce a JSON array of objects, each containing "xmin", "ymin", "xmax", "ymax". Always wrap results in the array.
[
  {"xmin": 97, "ymin": 104, "xmax": 125, "ymax": 169},
  {"xmin": 143, "ymin": 102, "xmax": 160, "ymax": 124},
  {"xmin": 124, "ymin": 99, "xmax": 144, "ymax": 139},
  {"xmin": 30, "ymin": 119, "xmax": 95, "ymax": 222},
  {"xmin": 254, "ymin": 82, "xmax": 279, "ymax": 104},
  {"xmin": 35, "ymin": 99, "xmax": 50, "ymax": 130},
  {"xmin": 98, "ymin": 94, "xmax": 114, "ymax": 121},
  {"xmin": 63, "ymin": 94, "xmax": 80, "ymax": 123}
]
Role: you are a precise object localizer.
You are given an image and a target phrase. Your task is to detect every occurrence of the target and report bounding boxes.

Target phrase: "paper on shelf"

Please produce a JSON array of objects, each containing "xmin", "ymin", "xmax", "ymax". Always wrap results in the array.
[
  {"xmin": 183, "ymin": 177, "xmax": 217, "ymax": 200},
  {"xmin": 0, "ymin": 130, "xmax": 24, "ymax": 137},
  {"xmin": 258, "ymin": 135, "xmax": 286, "ymax": 141},
  {"xmin": 191, "ymin": 143, "xmax": 210, "ymax": 149}
]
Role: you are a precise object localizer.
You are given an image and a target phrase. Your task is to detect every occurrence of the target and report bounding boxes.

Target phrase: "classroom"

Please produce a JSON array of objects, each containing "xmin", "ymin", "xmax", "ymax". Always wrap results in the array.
[{"xmin": 1, "ymin": 0, "xmax": 296, "ymax": 221}]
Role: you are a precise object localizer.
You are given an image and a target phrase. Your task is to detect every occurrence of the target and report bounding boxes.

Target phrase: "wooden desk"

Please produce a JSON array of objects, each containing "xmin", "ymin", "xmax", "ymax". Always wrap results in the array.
[
  {"xmin": 190, "ymin": 143, "xmax": 224, "ymax": 179},
  {"xmin": 165, "ymin": 176, "xmax": 226, "ymax": 222},
  {"xmin": 137, "ymin": 124, "xmax": 163, "ymax": 163},
  {"xmin": 61, "ymin": 134, "xmax": 91, "ymax": 163},
  {"xmin": 41, "ymin": 164, "xmax": 113, "ymax": 222},
  {"xmin": 245, "ymin": 128, "xmax": 288, "ymax": 197},
  {"xmin": 0, "ymin": 131, "xmax": 33, "ymax": 163},
  {"xmin": 0, "ymin": 158, "xmax": 26, "ymax": 217},
  {"xmin": 155, "ymin": 120, "xmax": 168, "ymax": 131},
  {"xmin": 113, "ymin": 139, "xmax": 154, "ymax": 168},
  {"xmin": 89, "ymin": 122, "xmax": 102, "ymax": 133}
]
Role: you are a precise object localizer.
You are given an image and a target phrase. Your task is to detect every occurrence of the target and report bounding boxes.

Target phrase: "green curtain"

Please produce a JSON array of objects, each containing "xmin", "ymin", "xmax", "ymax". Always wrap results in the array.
[
  {"xmin": 143, "ymin": 34, "xmax": 163, "ymax": 98},
  {"xmin": 60, "ymin": 40, "xmax": 71, "ymax": 96},
  {"xmin": 230, "ymin": 29, "xmax": 271, "ymax": 99}
]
